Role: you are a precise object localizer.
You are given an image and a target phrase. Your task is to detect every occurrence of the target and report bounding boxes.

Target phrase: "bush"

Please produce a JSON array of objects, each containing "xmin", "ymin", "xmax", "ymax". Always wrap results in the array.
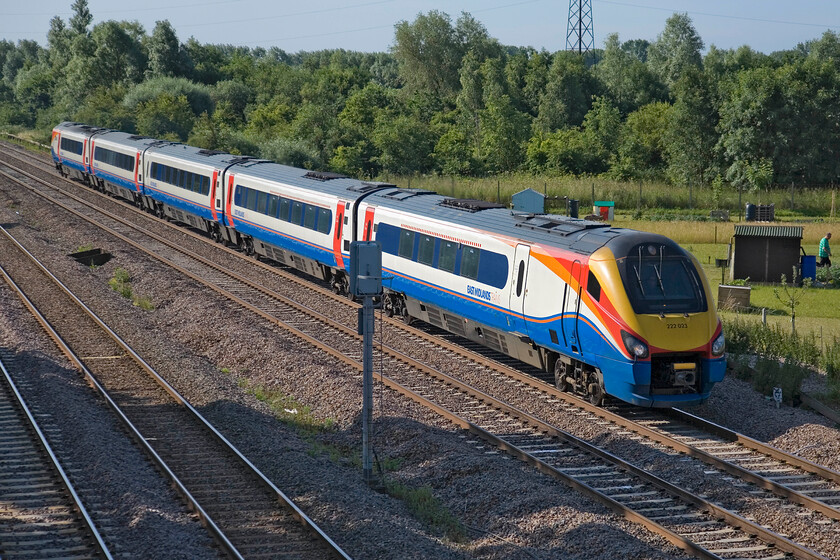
[
  {"xmin": 722, "ymin": 315, "xmax": 820, "ymax": 368},
  {"xmin": 822, "ymin": 336, "xmax": 840, "ymax": 382},
  {"xmin": 816, "ymin": 264, "xmax": 840, "ymax": 286},
  {"xmin": 751, "ymin": 356, "xmax": 808, "ymax": 404}
]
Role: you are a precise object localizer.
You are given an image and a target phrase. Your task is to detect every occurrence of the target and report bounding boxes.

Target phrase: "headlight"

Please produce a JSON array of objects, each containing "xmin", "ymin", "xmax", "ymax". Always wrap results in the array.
[
  {"xmin": 711, "ymin": 331, "xmax": 725, "ymax": 356},
  {"xmin": 621, "ymin": 330, "xmax": 649, "ymax": 359}
]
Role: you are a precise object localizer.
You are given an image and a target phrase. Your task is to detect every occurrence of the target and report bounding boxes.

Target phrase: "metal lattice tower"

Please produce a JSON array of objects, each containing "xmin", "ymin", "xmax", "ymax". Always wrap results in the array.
[{"xmin": 566, "ymin": 0, "xmax": 594, "ymax": 54}]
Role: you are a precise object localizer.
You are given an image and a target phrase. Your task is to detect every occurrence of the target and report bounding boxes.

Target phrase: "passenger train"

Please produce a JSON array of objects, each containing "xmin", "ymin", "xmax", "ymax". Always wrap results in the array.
[{"xmin": 51, "ymin": 122, "xmax": 726, "ymax": 407}]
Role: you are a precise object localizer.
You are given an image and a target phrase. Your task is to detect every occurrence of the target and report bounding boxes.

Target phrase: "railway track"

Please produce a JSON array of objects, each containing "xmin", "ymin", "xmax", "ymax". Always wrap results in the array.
[
  {"xmin": 0, "ymin": 351, "xmax": 111, "ymax": 559},
  {"xmin": 0, "ymin": 224, "xmax": 350, "ymax": 560},
  {"xmin": 1, "ymin": 143, "xmax": 839, "ymax": 557}
]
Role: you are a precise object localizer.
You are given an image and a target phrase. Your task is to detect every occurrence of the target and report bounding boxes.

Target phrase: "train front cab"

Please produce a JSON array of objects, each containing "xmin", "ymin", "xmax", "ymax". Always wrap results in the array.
[{"xmin": 587, "ymin": 239, "xmax": 726, "ymax": 408}]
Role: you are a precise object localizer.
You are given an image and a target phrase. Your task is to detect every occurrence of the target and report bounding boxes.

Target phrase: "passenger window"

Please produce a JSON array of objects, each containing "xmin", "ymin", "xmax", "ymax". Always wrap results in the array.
[
  {"xmin": 279, "ymin": 198, "xmax": 291, "ymax": 220},
  {"xmin": 316, "ymin": 208, "xmax": 331, "ymax": 234},
  {"xmin": 516, "ymin": 261, "xmax": 525, "ymax": 297},
  {"xmin": 418, "ymin": 235, "xmax": 435, "ymax": 266},
  {"xmin": 256, "ymin": 191, "xmax": 267, "ymax": 213},
  {"xmin": 267, "ymin": 195, "xmax": 278, "ymax": 217},
  {"xmin": 438, "ymin": 241, "xmax": 457, "ymax": 273},
  {"xmin": 460, "ymin": 247, "xmax": 480, "ymax": 280},
  {"xmin": 234, "ymin": 185, "xmax": 242, "ymax": 206},
  {"xmin": 304, "ymin": 205, "xmax": 316, "ymax": 229},
  {"xmin": 398, "ymin": 230, "xmax": 415, "ymax": 259},
  {"xmin": 291, "ymin": 201, "xmax": 303, "ymax": 224}
]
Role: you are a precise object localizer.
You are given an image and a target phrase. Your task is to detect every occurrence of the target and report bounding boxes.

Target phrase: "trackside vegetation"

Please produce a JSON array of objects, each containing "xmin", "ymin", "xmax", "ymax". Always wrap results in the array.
[
  {"xmin": 2, "ymin": 1, "xmax": 840, "ymax": 196},
  {"xmin": 240, "ymin": 379, "xmax": 466, "ymax": 541}
]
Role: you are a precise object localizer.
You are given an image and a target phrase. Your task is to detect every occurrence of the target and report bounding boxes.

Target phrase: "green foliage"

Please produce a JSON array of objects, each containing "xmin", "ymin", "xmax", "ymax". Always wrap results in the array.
[
  {"xmin": 74, "ymin": 85, "xmax": 135, "ymax": 130},
  {"xmin": 123, "ymin": 76, "xmax": 213, "ymax": 117},
  {"xmin": 731, "ymin": 355, "xmax": 809, "ymax": 404},
  {"xmin": 723, "ymin": 314, "xmax": 820, "ymax": 367},
  {"xmin": 815, "ymin": 265, "xmax": 840, "ymax": 286},
  {"xmin": 5, "ymin": 6, "xmax": 840, "ymax": 188},
  {"xmin": 647, "ymin": 12, "xmax": 704, "ymax": 89},
  {"xmin": 135, "ymin": 92, "xmax": 194, "ymax": 140},
  {"xmin": 259, "ymin": 135, "xmax": 322, "ymax": 169},
  {"xmin": 384, "ymin": 481, "xmax": 466, "ymax": 542},
  {"xmin": 108, "ymin": 267, "xmax": 154, "ymax": 309},
  {"xmin": 245, "ymin": 381, "xmax": 335, "ymax": 436},
  {"xmin": 613, "ymin": 102, "xmax": 671, "ymax": 179},
  {"xmin": 108, "ymin": 267, "xmax": 133, "ymax": 299}
]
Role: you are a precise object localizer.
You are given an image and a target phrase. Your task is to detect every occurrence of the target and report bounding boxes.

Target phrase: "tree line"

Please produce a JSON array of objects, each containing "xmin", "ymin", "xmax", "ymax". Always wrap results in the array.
[{"xmin": 2, "ymin": 0, "xmax": 840, "ymax": 192}]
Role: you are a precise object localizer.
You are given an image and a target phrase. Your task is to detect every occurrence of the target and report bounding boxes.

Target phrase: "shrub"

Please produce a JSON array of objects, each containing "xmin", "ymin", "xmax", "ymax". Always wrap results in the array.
[
  {"xmin": 722, "ymin": 315, "xmax": 820, "ymax": 368},
  {"xmin": 750, "ymin": 356, "xmax": 808, "ymax": 404},
  {"xmin": 822, "ymin": 336, "xmax": 840, "ymax": 382}
]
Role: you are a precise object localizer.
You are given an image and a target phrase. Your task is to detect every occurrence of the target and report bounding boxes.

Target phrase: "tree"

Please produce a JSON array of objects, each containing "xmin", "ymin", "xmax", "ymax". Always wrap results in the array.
[
  {"xmin": 596, "ymin": 33, "xmax": 666, "ymax": 115},
  {"xmin": 90, "ymin": 21, "xmax": 145, "ymax": 86},
  {"xmin": 69, "ymin": 0, "xmax": 92, "ymax": 36},
  {"xmin": 392, "ymin": 10, "xmax": 498, "ymax": 103},
  {"xmin": 373, "ymin": 113, "xmax": 435, "ymax": 174},
  {"xmin": 393, "ymin": 11, "xmax": 463, "ymax": 101},
  {"xmin": 665, "ymin": 67, "xmax": 719, "ymax": 184},
  {"xmin": 613, "ymin": 102, "xmax": 672, "ymax": 179},
  {"xmin": 535, "ymin": 52, "xmax": 599, "ymax": 132},
  {"xmin": 479, "ymin": 94, "xmax": 529, "ymax": 173},
  {"xmin": 146, "ymin": 21, "xmax": 183, "ymax": 79},
  {"xmin": 647, "ymin": 13, "xmax": 704, "ymax": 90},
  {"xmin": 135, "ymin": 92, "xmax": 194, "ymax": 140}
]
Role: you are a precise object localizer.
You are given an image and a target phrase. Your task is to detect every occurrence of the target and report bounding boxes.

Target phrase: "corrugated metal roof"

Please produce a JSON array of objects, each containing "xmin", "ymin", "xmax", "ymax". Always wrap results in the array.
[{"xmin": 734, "ymin": 225, "xmax": 803, "ymax": 238}]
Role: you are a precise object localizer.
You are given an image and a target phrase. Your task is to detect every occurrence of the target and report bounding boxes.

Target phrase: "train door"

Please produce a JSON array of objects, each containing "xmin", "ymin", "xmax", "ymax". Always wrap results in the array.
[
  {"xmin": 362, "ymin": 207, "xmax": 376, "ymax": 241},
  {"xmin": 332, "ymin": 200, "xmax": 346, "ymax": 269},
  {"xmin": 508, "ymin": 244, "xmax": 531, "ymax": 334},
  {"xmin": 210, "ymin": 170, "xmax": 221, "ymax": 223},
  {"xmin": 568, "ymin": 260, "xmax": 583, "ymax": 354}
]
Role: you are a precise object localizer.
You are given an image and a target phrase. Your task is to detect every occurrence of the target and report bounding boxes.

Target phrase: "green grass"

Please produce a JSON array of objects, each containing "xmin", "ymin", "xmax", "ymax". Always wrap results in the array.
[
  {"xmin": 108, "ymin": 267, "xmax": 155, "ymax": 309},
  {"xmin": 383, "ymin": 480, "xmax": 466, "ymax": 542},
  {"xmin": 387, "ymin": 173, "xmax": 840, "ymax": 219}
]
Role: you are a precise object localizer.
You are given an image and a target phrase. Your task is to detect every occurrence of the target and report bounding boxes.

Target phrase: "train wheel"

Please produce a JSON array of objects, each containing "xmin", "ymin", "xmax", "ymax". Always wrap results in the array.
[
  {"xmin": 383, "ymin": 296, "xmax": 395, "ymax": 317},
  {"xmin": 587, "ymin": 373, "xmax": 605, "ymax": 406},
  {"xmin": 554, "ymin": 359, "xmax": 569, "ymax": 392}
]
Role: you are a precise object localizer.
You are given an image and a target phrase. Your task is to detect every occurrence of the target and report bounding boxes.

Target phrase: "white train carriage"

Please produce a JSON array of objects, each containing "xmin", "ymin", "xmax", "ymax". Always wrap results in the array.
[
  {"xmin": 142, "ymin": 144, "xmax": 239, "ymax": 235},
  {"xmin": 89, "ymin": 132, "xmax": 160, "ymax": 203},
  {"xmin": 51, "ymin": 122, "xmax": 108, "ymax": 182},
  {"xmin": 223, "ymin": 165, "xmax": 357, "ymax": 282}
]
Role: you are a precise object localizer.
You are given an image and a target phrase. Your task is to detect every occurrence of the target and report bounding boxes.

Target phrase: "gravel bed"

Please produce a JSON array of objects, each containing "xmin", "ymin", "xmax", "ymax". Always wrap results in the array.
[
  {"xmin": 0, "ymin": 275, "xmax": 219, "ymax": 558},
  {"xmin": 11, "ymin": 151, "xmax": 840, "ymax": 557}
]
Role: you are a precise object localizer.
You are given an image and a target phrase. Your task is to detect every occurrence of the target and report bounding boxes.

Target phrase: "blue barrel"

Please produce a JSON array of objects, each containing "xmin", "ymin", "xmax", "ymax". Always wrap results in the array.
[
  {"xmin": 801, "ymin": 255, "xmax": 816, "ymax": 280},
  {"xmin": 745, "ymin": 203, "xmax": 756, "ymax": 222}
]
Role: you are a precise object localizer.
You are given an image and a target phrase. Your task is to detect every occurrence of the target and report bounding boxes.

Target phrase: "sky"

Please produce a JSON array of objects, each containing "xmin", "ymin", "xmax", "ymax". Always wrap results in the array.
[{"xmin": 2, "ymin": 0, "xmax": 839, "ymax": 55}]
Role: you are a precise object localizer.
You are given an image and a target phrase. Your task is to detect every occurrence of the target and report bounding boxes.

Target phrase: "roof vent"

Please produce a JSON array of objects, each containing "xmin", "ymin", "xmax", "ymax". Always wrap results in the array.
[
  {"xmin": 197, "ymin": 149, "xmax": 226, "ymax": 156},
  {"xmin": 439, "ymin": 198, "xmax": 505, "ymax": 212},
  {"xmin": 304, "ymin": 171, "xmax": 348, "ymax": 181}
]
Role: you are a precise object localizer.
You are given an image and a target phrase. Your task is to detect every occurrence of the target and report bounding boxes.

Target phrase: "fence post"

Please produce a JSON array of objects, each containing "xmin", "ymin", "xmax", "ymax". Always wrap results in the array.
[
  {"xmin": 497, "ymin": 179, "xmax": 500, "ymax": 203},
  {"xmin": 638, "ymin": 180, "xmax": 642, "ymax": 214},
  {"xmin": 689, "ymin": 180, "xmax": 692, "ymax": 209}
]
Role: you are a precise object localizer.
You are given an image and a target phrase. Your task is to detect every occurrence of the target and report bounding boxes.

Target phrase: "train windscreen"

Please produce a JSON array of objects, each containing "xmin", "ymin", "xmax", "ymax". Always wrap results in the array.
[{"xmin": 618, "ymin": 244, "xmax": 707, "ymax": 315}]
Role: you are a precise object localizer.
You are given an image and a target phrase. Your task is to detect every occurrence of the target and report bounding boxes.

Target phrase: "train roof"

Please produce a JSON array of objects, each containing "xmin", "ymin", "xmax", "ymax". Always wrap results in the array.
[
  {"xmin": 229, "ymin": 160, "xmax": 403, "ymax": 203},
  {"xmin": 231, "ymin": 158, "xmax": 678, "ymax": 256},
  {"xmin": 147, "ymin": 141, "xmax": 249, "ymax": 168},
  {"xmin": 54, "ymin": 121, "xmax": 110, "ymax": 138},
  {"xmin": 93, "ymin": 130, "xmax": 162, "ymax": 150}
]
